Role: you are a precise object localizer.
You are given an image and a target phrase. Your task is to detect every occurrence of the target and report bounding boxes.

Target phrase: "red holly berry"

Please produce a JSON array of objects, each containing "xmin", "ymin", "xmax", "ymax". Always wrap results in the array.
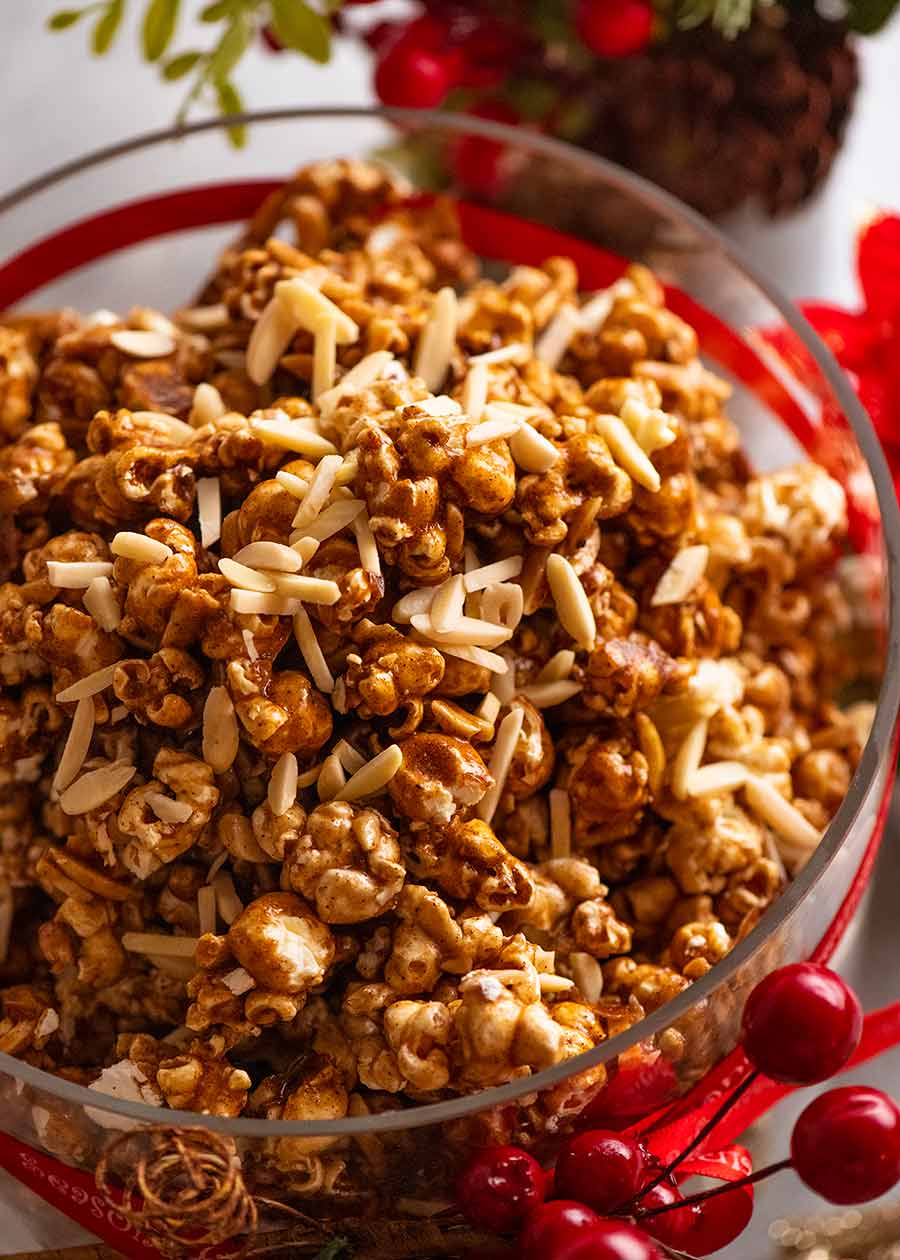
[
  {"xmin": 792, "ymin": 1086, "xmax": 900, "ymax": 1204},
  {"xmin": 574, "ymin": 0, "xmax": 654, "ymax": 58},
  {"xmin": 450, "ymin": 103, "xmax": 520, "ymax": 200},
  {"xmin": 455, "ymin": 1145, "xmax": 545, "ymax": 1233},
  {"xmin": 741, "ymin": 963, "xmax": 862, "ymax": 1084},
  {"xmin": 554, "ymin": 1130, "xmax": 649, "ymax": 1213},
  {"xmin": 374, "ymin": 41, "xmax": 452, "ymax": 109},
  {"xmin": 519, "ymin": 1200, "xmax": 600, "ymax": 1260},
  {"xmin": 638, "ymin": 1180, "xmax": 699, "ymax": 1250},
  {"xmin": 679, "ymin": 1182, "xmax": 755, "ymax": 1256},
  {"xmin": 552, "ymin": 1219, "xmax": 661, "ymax": 1260}
]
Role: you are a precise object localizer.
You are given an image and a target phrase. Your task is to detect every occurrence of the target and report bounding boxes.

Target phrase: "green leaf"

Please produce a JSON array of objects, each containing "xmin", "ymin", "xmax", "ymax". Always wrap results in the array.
[
  {"xmin": 142, "ymin": 0, "xmax": 180, "ymax": 60},
  {"xmin": 47, "ymin": 9, "xmax": 85, "ymax": 30},
  {"xmin": 313, "ymin": 1239, "xmax": 351, "ymax": 1260},
  {"xmin": 847, "ymin": 0, "xmax": 900, "ymax": 33},
  {"xmin": 207, "ymin": 11, "xmax": 252, "ymax": 82},
  {"xmin": 215, "ymin": 79, "xmax": 247, "ymax": 147},
  {"xmin": 162, "ymin": 49, "xmax": 203, "ymax": 79},
  {"xmin": 92, "ymin": 0, "xmax": 124, "ymax": 54},
  {"xmin": 269, "ymin": 0, "xmax": 331, "ymax": 63},
  {"xmin": 200, "ymin": 0, "xmax": 235, "ymax": 20}
]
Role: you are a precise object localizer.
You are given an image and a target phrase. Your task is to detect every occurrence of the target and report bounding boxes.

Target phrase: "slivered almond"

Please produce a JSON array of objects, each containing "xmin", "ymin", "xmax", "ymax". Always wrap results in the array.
[
  {"xmin": 536, "ymin": 649, "xmax": 576, "ymax": 684},
  {"xmin": 393, "ymin": 588, "xmax": 435, "ymax": 624},
  {"xmin": 293, "ymin": 607, "xmax": 334, "ymax": 692},
  {"xmin": 83, "ymin": 576, "xmax": 121, "ymax": 632},
  {"xmin": 549, "ymin": 788, "xmax": 572, "ymax": 858},
  {"xmin": 334, "ymin": 452, "xmax": 359, "ymax": 486},
  {"xmin": 651, "ymin": 545, "xmax": 709, "ymax": 607},
  {"xmin": 292, "ymin": 537, "xmax": 320, "ymax": 565},
  {"xmin": 335, "ymin": 744, "xmax": 403, "ymax": 803},
  {"xmin": 196, "ymin": 477, "xmax": 222, "ymax": 549},
  {"xmin": 334, "ymin": 739, "xmax": 366, "ymax": 774},
  {"xmin": 250, "ymin": 413, "xmax": 337, "ymax": 458},
  {"xmin": 509, "ymin": 422, "xmax": 560, "ymax": 473},
  {"xmin": 595, "ymin": 415, "xmax": 661, "ymax": 492},
  {"xmin": 202, "ymin": 687, "xmax": 239, "ymax": 773},
  {"xmin": 110, "ymin": 705, "xmax": 129, "ymax": 723},
  {"xmin": 671, "ymin": 719, "xmax": 709, "ymax": 800},
  {"xmin": 430, "ymin": 575, "xmax": 465, "ymax": 633},
  {"xmin": 317, "ymin": 752, "xmax": 346, "ymax": 802},
  {"xmin": 469, "ymin": 342, "xmax": 529, "ymax": 365},
  {"xmin": 477, "ymin": 707, "xmax": 525, "ymax": 823},
  {"xmin": 213, "ymin": 872, "xmax": 243, "ymax": 925},
  {"xmin": 744, "ymin": 776, "xmax": 821, "ymax": 850},
  {"xmin": 477, "ymin": 693, "xmax": 502, "ymax": 727},
  {"xmin": 464, "ymin": 556, "xmax": 524, "ymax": 592},
  {"xmin": 534, "ymin": 304, "xmax": 581, "ymax": 369},
  {"xmin": 190, "ymin": 382, "xmax": 227, "ymax": 428},
  {"xmin": 688, "ymin": 761, "xmax": 749, "ymax": 796},
  {"xmin": 270, "ymin": 573, "xmax": 340, "ymax": 604},
  {"xmin": 122, "ymin": 933, "xmax": 198, "ymax": 957},
  {"xmin": 462, "ymin": 360, "xmax": 488, "ymax": 423},
  {"xmin": 110, "ymin": 329, "xmax": 175, "ymax": 358},
  {"xmin": 297, "ymin": 762, "xmax": 324, "ymax": 789},
  {"xmin": 635, "ymin": 712, "xmax": 665, "ymax": 796},
  {"xmin": 176, "ymin": 302, "xmax": 229, "ymax": 331},
  {"xmin": 312, "ymin": 317, "xmax": 337, "ymax": 401},
  {"xmin": 130, "ymin": 308, "xmax": 178, "ymax": 337},
  {"xmin": 299, "ymin": 498, "xmax": 364, "ymax": 542},
  {"xmin": 414, "ymin": 287, "xmax": 457, "ymax": 392},
  {"xmin": 441, "ymin": 643, "xmax": 509, "ymax": 674},
  {"xmin": 229, "ymin": 590, "xmax": 299, "ymax": 616},
  {"xmin": 275, "ymin": 277, "xmax": 359, "ymax": 344},
  {"xmin": 546, "ymin": 554, "xmax": 596, "ymax": 652},
  {"xmin": 411, "ymin": 613, "xmax": 511, "ymax": 649},
  {"xmin": 46, "ymin": 561, "xmax": 113, "ymax": 589},
  {"xmin": 233, "ymin": 541, "xmax": 302, "ymax": 573},
  {"xmin": 578, "ymin": 279, "xmax": 634, "ymax": 332},
  {"xmin": 466, "ymin": 416, "xmax": 520, "ymax": 446},
  {"xmin": 222, "ymin": 966, "xmax": 254, "ymax": 995},
  {"xmin": 197, "ymin": 885, "xmax": 217, "ymax": 936},
  {"xmin": 570, "ymin": 952, "xmax": 604, "ymax": 1003},
  {"xmin": 56, "ymin": 663, "xmax": 119, "ymax": 704},
  {"xmin": 268, "ymin": 752, "xmax": 299, "ymax": 817},
  {"xmin": 316, "ymin": 350, "xmax": 394, "ymax": 415},
  {"xmin": 59, "ymin": 761, "xmax": 136, "ymax": 816},
  {"xmin": 520, "ymin": 680, "xmax": 582, "ymax": 708},
  {"xmin": 242, "ymin": 629, "xmax": 259, "ymax": 661},
  {"xmin": 413, "ymin": 394, "xmax": 462, "ymax": 417},
  {"xmin": 480, "ymin": 582, "xmax": 524, "ymax": 632},
  {"xmin": 111, "ymin": 532, "xmax": 172, "ymax": 564},
  {"xmin": 146, "ymin": 792, "xmax": 193, "ymax": 824},
  {"xmin": 218, "ymin": 558, "xmax": 277, "ymax": 594},
  {"xmin": 276, "ymin": 469, "xmax": 312, "ymax": 499},
  {"xmin": 247, "ymin": 295, "xmax": 299, "ymax": 385},
  {"xmin": 620, "ymin": 395, "xmax": 677, "ymax": 453},
  {"xmin": 353, "ymin": 513, "xmax": 381, "ymax": 576},
  {"xmin": 292, "ymin": 454, "xmax": 343, "ymax": 530},
  {"xmin": 52, "ymin": 697, "xmax": 95, "ymax": 795},
  {"xmin": 130, "ymin": 411, "xmax": 197, "ymax": 444}
]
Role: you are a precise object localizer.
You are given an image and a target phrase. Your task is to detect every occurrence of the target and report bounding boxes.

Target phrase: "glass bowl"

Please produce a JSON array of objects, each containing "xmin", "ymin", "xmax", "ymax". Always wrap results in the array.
[{"xmin": 1, "ymin": 108, "xmax": 898, "ymax": 1247}]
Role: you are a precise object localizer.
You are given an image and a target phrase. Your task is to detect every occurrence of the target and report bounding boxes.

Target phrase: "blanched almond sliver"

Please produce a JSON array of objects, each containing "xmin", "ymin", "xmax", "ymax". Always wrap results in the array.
[
  {"xmin": 52, "ymin": 697, "xmax": 95, "ymax": 795},
  {"xmin": 83, "ymin": 577, "xmax": 121, "ymax": 632},
  {"xmin": 651, "ymin": 545, "xmax": 709, "ymax": 607},
  {"xmin": 464, "ymin": 556, "xmax": 524, "ymax": 592},
  {"xmin": 111, "ymin": 532, "xmax": 172, "ymax": 564},
  {"xmin": 275, "ymin": 277, "xmax": 359, "ymax": 344},
  {"xmin": 218, "ymin": 558, "xmax": 277, "ymax": 594},
  {"xmin": 233, "ymin": 542, "xmax": 302, "ymax": 573},
  {"xmin": 509, "ymin": 423, "xmax": 560, "ymax": 474},
  {"xmin": 110, "ymin": 329, "xmax": 175, "ymax": 358},
  {"xmin": 270, "ymin": 574, "xmax": 341, "ymax": 605},
  {"xmin": 477, "ymin": 707, "xmax": 525, "ymax": 823},
  {"xmin": 414, "ymin": 287, "xmax": 457, "ymax": 393},
  {"xmin": 410, "ymin": 613, "xmax": 511, "ymax": 649},
  {"xmin": 429, "ymin": 575, "xmax": 466, "ymax": 633},
  {"xmin": 250, "ymin": 414, "xmax": 337, "ymax": 458},
  {"xmin": 59, "ymin": 761, "xmax": 136, "ymax": 816},
  {"xmin": 546, "ymin": 554, "xmax": 596, "ymax": 652},
  {"xmin": 46, "ymin": 561, "xmax": 113, "ymax": 589},
  {"xmin": 461, "ymin": 360, "xmax": 488, "ymax": 423}
]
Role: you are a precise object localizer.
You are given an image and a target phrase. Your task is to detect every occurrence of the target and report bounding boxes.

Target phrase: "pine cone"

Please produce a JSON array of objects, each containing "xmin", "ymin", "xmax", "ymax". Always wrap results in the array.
[{"xmin": 585, "ymin": 7, "xmax": 859, "ymax": 218}]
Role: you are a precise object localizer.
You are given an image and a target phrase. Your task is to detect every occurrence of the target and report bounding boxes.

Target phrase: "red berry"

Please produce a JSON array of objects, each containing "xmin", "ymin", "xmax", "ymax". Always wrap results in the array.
[
  {"xmin": 374, "ymin": 42, "xmax": 452, "ymax": 109},
  {"xmin": 554, "ymin": 1130, "xmax": 648, "ymax": 1213},
  {"xmin": 450, "ymin": 102, "xmax": 519, "ymax": 199},
  {"xmin": 741, "ymin": 963, "xmax": 862, "ymax": 1084},
  {"xmin": 792, "ymin": 1086, "xmax": 900, "ymax": 1204},
  {"xmin": 575, "ymin": 0, "xmax": 654, "ymax": 58},
  {"xmin": 455, "ymin": 1145, "xmax": 545, "ymax": 1233},
  {"xmin": 579, "ymin": 1053, "xmax": 678, "ymax": 1131},
  {"xmin": 638, "ymin": 1180, "xmax": 699, "ymax": 1250},
  {"xmin": 519, "ymin": 1200, "xmax": 599, "ymax": 1260},
  {"xmin": 553, "ymin": 1219, "xmax": 660, "ymax": 1260},
  {"xmin": 679, "ymin": 1183, "xmax": 754, "ymax": 1256}
]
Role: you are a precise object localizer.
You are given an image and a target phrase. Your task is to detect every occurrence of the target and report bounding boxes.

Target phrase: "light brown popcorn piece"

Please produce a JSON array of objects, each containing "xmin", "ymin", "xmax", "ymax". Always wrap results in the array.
[
  {"xmin": 504, "ymin": 697, "xmax": 555, "ymax": 801},
  {"xmin": 190, "ymin": 412, "xmax": 282, "ymax": 498},
  {"xmin": 86, "ymin": 407, "xmax": 191, "ymax": 454},
  {"xmin": 602, "ymin": 957, "xmax": 689, "ymax": 1012},
  {"xmin": 571, "ymin": 899, "xmax": 633, "ymax": 960},
  {"xmin": 19, "ymin": 530, "xmax": 112, "ymax": 607},
  {"xmin": 250, "ymin": 799, "xmax": 307, "ymax": 863},
  {"xmin": 0, "ymin": 327, "xmax": 39, "ymax": 441},
  {"xmin": 639, "ymin": 574, "xmax": 741, "ymax": 660},
  {"xmin": 388, "ymin": 732, "xmax": 492, "ymax": 825},
  {"xmin": 0, "ymin": 582, "xmax": 46, "ymax": 685},
  {"xmin": 303, "ymin": 538, "xmax": 384, "ymax": 629},
  {"xmin": 227, "ymin": 891, "xmax": 334, "ymax": 996},
  {"xmin": 253, "ymin": 1054, "xmax": 349, "ymax": 1170},
  {"xmin": 716, "ymin": 857, "xmax": 784, "ymax": 934},
  {"xmin": 564, "ymin": 730, "xmax": 650, "ymax": 845},
  {"xmin": 226, "ymin": 659, "xmax": 332, "ymax": 758},
  {"xmin": 157, "ymin": 864, "xmax": 207, "ymax": 933},
  {"xmin": 407, "ymin": 817, "xmax": 533, "ymax": 913},
  {"xmin": 39, "ymin": 895, "xmax": 127, "ymax": 989},
  {"xmin": 0, "ymin": 683, "xmax": 64, "ymax": 773},
  {"xmin": 507, "ymin": 856, "xmax": 606, "ymax": 933},
  {"xmin": 383, "ymin": 999, "xmax": 452, "ymax": 1092},
  {"xmin": 87, "ymin": 443, "xmax": 196, "ymax": 529},
  {"xmin": 584, "ymin": 634, "xmax": 679, "ymax": 719},
  {"xmin": 0, "ymin": 423, "xmax": 75, "ymax": 517},
  {"xmin": 664, "ymin": 920, "xmax": 732, "ymax": 979},
  {"xmin": 24, "ymin": 602, "xmax": 122, "ymax": 698},
  {"xmin": 284, "ymin": 801, "xmax": 405, "ymax": 924},
  {"xmin": 792, "ymin": 748, "xmax": 852, "ymax": 815},
  {"xmin": 0, "ymin": 985, "xmax": 59, "ymax": 1056},
  {"xmin": 666, "ymin": 803, "xmax": 764, "ymax": 894},
  {"xmin": 383, "ymin": 885, "xmax": 502, "ymax": 995},
  {"xmin": 113, "ymin": 647, "xmax": 205, "ymax": 729},
  {"xmin": 742, "ymin": 465, "xmax": 847, "ymax": 573},
  {"xmin": 517, "ymin": 433, "xmax": 631, "ymax": 547},
  {"xmin": 127, "ymin": 1032, "xmax": 251, "ymax": 1117},
  {"xmin": 117, "ymin": 748, "xmax": 219, "ymax": 876},
  {"xmin": 338, "ymin": 620, "xmax": 444, "ymax": 720}
]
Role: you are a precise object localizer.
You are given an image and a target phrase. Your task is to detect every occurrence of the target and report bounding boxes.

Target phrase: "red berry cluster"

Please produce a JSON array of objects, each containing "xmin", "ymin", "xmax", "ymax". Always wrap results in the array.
[{"xmin": 454, "ymin": 964, "xmax": 900, "ymax": 1259}]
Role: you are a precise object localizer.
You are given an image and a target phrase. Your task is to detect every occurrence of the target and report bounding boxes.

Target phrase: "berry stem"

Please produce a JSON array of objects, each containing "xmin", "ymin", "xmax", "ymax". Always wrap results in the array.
[
  {"xmin": 634, "ymin": 1158, "xmax": 793, "ymax": 1220},
  {"xmin": 635, "ymin": 1069, "xmax": 760, "ymax": 1202}
]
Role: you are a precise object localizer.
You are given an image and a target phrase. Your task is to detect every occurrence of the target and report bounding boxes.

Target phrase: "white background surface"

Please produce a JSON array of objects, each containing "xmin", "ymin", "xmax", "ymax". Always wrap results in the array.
[{"xmin": 2, "ymin": 4, "xmax": 900, "ymax": 1256}]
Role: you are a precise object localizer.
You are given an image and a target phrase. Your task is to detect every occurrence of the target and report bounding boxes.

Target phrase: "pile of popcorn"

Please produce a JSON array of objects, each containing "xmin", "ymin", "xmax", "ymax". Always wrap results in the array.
[{"xmin": 0, "ymin": 160, "xmax": 871, "ymax": 1189}]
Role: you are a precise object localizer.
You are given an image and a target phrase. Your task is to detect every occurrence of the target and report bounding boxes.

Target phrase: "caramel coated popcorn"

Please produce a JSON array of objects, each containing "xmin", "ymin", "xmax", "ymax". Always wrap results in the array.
[{"xmin": 0, "ymin": 159, "xmax": 870, "ymax": 1144}]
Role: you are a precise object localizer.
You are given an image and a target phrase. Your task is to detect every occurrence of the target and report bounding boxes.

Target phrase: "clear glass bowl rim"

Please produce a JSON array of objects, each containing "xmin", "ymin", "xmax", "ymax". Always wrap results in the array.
[{"xmin": 2, "ymin": 105, "xmax": 898, "ymax": 1137}]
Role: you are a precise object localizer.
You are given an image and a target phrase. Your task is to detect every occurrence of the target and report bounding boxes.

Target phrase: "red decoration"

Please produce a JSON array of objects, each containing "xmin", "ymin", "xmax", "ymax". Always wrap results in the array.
[
  {"xmin": 637, "ymin": 1180, "xmax": 698, "ymax": 1250},
  {"xmin": 374, "ymin": 41, "xmax": 453, "ymax": 109},
  {"xmin": 455, "ymin": 1145, "xmax": 545, "ymax": 1232},
  {"xmin": 519, "ymin": 1200, "xmax": 600, "ymax": 1260},
  {"xmin": 554, "ymin": 1131, "xmax": 649, "ymax": 1213},
  {"xmin": 555, "ymin": 1218, "xmax": 661, "ymax": 1260},
  {"xmin": 741, "ymin": 962, "xmax": 863, "ymax": 1084},
  {"xmin": 574, "ymin": 0, "xmax": 654, "ymax": 58},
  {"xmin": 676, "ymin": 1180, "xmax": 756, "ymax": 1255},
  {"xmin": 791, "ymin": 1086, "xmax": 900, "ymax": 1204},
  {"xmin": 450, "ymin": 102, "xmax": 521, "ymax": 199}
]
